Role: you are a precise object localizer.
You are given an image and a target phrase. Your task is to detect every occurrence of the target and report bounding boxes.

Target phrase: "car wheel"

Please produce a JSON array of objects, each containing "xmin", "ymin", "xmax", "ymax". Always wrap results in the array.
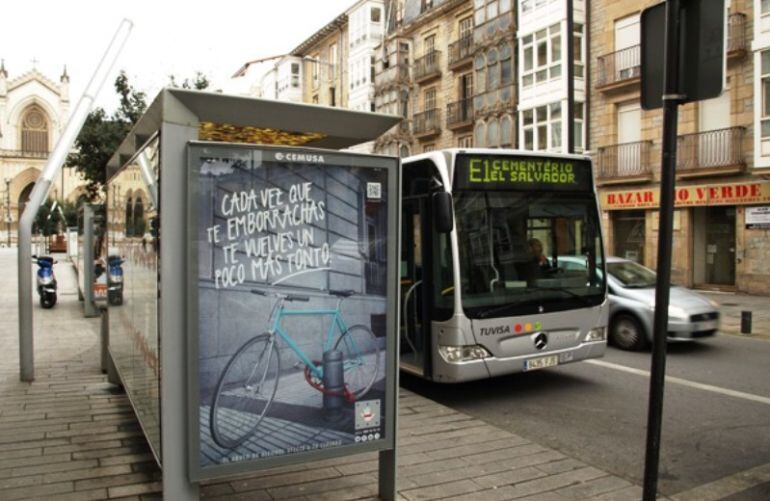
[{"xmin": 611, "ymin": 313, "xmax": 647, "ymax": 351}]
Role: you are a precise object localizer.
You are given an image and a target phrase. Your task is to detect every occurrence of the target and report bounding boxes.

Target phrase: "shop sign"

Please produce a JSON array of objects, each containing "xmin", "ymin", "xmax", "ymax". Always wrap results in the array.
[
  {"xmin": 746, "ymin": 206, "xmax": 770, "ymax": 229},
  {"xmin": 602, "ymin": 182, "xmax": 770, "ymax": 210}
]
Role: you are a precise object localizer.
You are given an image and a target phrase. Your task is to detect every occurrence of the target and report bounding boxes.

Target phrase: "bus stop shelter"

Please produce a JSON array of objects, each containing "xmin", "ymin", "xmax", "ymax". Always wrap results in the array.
[{"xmin": 105, "ymin": 89, "xmax": 401, "ymax": 500}]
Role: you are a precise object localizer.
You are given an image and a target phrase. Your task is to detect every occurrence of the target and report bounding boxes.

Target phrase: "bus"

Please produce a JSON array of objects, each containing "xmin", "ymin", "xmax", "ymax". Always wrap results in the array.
[{"xmin": 400, "ymin": 149, "xmax": 607, "ymax": 382}]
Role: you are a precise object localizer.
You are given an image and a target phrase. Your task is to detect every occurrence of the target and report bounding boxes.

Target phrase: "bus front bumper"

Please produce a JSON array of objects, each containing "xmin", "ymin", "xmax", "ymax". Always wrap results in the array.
[{"xmin": 431, "ymin": 340, "xmax": 606, "ymax": 383}]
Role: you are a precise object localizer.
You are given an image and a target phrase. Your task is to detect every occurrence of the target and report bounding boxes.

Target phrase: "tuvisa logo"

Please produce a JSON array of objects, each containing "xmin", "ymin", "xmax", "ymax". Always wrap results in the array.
[
  {"xmin": 479, "ymin": 325, "xmax": 511, "ymax": 336},
  {"xmin": 275, "ymin": 151, "xmax": 325, "ymax": 163}
]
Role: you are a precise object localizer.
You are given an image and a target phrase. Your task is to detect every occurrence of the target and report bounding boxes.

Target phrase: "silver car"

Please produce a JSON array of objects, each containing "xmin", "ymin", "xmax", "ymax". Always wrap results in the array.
[{"xmin": 604, "ymin": 257, "xmax": 720, "ymax": 350}]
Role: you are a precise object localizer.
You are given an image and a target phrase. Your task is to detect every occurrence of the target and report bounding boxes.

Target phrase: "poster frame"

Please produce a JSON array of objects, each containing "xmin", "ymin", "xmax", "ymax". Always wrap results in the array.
[{"xmin": 185, "ymin": 141, "xmax": 400, "ymax": 482}]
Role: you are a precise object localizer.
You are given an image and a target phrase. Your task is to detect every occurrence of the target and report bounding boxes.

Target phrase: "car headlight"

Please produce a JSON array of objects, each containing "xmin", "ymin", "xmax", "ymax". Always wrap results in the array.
[
  {"xmin": 438, "ymin": 345, "xmax": 491, "ymax": 363},
  {"xmin": 584, "ymin": 326, "xmax": 606, "ymax": 342},
  {"xmin": 668, "ymin": 305, "xmax": 688, "ymax": 319},
  {"xmin": 39, "ymin": 275, "xmax": 54, "ymax": 285},
  {"xmin": 707, "ymin": 298, "xmax": 720, "ymax": 309}
]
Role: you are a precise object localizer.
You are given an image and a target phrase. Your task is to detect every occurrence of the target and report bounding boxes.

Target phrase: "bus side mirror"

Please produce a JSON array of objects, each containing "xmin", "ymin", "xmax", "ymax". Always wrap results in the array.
[{"xmin": 432, "ymin": 192, "xmax": 454, "ymax": 234}]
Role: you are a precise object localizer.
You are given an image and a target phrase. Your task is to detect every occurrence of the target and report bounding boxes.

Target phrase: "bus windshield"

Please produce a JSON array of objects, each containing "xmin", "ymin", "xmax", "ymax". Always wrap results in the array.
[{"xmin": 454, "ymin": 190, "xmax": 605, "ymax": 318}]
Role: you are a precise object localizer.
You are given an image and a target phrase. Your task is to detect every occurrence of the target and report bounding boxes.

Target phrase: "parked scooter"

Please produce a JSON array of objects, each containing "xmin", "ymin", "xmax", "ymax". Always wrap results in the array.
[
  {"xmin": 107, "ymin": 255, "xmax": 124, "ymax": 306},
  {"xmin": 32, "ymin": 255, "xmax": 57, "ymax": 308}
]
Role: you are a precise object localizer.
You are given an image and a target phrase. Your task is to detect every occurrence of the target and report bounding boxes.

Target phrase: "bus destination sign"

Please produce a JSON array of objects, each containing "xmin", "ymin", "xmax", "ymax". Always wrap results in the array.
[{"xmin": 455, "ymin": 155, "xmax": 593, "ymax": 192}]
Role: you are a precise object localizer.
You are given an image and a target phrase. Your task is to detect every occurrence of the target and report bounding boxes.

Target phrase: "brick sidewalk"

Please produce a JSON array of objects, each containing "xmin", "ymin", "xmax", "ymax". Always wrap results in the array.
[{"xmin": 0, "ymin": 249, "xmax": 649, "ymax": 500}]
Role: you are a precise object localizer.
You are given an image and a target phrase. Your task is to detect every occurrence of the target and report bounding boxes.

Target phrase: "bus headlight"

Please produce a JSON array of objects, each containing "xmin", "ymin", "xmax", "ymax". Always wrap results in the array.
[
  {"xmin": 584, "ymin": 327, "xmax": 606, "ymax": 342},
  {"xmin": 438, "ymin": 345, "xmax": 491, "ymax": 363}
]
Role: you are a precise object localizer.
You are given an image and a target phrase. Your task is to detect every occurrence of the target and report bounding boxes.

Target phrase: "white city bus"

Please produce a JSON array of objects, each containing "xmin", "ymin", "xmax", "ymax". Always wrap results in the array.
[{"xmin": 400, "ymin": 149, "xmax": 608, "ymax": 382}]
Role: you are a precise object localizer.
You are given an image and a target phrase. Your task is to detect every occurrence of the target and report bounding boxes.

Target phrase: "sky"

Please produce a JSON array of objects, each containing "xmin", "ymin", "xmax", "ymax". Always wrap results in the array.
[{"xmin": 2, "ymin": 0, "xmax": 356, "ymax": 113}]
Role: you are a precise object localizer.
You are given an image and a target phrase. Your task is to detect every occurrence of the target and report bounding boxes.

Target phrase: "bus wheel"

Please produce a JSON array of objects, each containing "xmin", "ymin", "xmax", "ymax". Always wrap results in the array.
[{"xmin": 611, "ymin": 314, "xmax": 647, "ymax": 351}]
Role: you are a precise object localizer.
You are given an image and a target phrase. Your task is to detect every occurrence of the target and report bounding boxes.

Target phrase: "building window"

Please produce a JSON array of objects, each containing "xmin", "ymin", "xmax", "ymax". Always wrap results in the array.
[
  {"xmin": 501, "ymin": 114, "xmax": 513, "ymax": 148},
  {"xmin": 458, "ymin": 135, "xmax": 474, "ymax": 148},
  {"xmin": 474, "ymin": 0, "xmax": 512, "ymax": 26},
  {"xmin": 475, "ymin": 121, "xmax": 486, "ymax": 147},
  {"xmin": 521, "ymin": 23, "xmax": 561, "ymax": 88},
  {"xmin": 371, "ymin": 6, "xmax": 381, "ymax": 23},
  {"xmin": 500, "ymin": 43, "xmax": 512, "ymax": 86},
  {"xmin": 474, "ymin": 53, "xmax": 486, "ymax": 95},
  {"xmin": 574, "ymin": 23, "xmax": 585, "ymax": 78},
  {"xmin": 459, "ymin": 16, "xmax": 473, "ymax": 40},
  {"xmin": 424, "ymin": 87, "xmax": 437, "ymax": 110},
  {"xmin": 574, "ymin": 103, "xmax": 584, "ymax": 152},
  {"xmin": 291, "ymin": 63, "xmax": 300, "ymax": 87},
  {"xmin": 762, "ymin": 51, "xmax": 770, "ymax": 142},
  {"xmin": 20, "ymin": 106, "xmax": 49, "ymax": 153},
  {"xmin": 400, "ymin": 144, "xmax": 411, "ymax": 157},
  {"xmin": 487, "ymin": 48, "xmax": 499, "ymax": 90},
  {"xmin": 521, "ymin": 102, "xmax": 564, "ymax": 152},
  {"xmin": 423, "ymin": 143, "xmax": 436, "ymax": 153},
  {"xmin": 488, "ymin": 118, "xmax": 500, "ymax": 148},
  {"xmin": 421, "ymin": 0, "xmax": 433, "ymax": 14}
]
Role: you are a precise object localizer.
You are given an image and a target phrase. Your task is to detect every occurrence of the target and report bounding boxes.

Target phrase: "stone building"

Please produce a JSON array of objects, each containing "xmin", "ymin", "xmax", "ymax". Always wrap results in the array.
[
  {"xmin": 0, "ymin": 62, "xmax": 87, "ymax": 245},
  {"xmin": 240, "ymin": 1, "xmax": 386, "ymax": 152},
  {"xmin": 590, "ymin": 0, "xmax": 770, "ymax": 293}
]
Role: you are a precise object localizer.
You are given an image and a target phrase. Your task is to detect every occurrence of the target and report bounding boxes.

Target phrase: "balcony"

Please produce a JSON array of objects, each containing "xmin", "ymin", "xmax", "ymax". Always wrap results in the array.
[
  {"xmin": 473, "ymin": 84, "xmax": 515, "ymax": 115},
  {"xmin": 446, "ymin": 99, "xmax": 474, "ymax": 130},
  {"xmin": 677, "ymin": 127, "xmax": 745, "ymax": 178},
  {"xmin": 727, "ymin": 13, "xmax": 747, "ymax": 59},
  {"xmin": 597, "ymin": 45, "xmax": 640, "ymax": 91},
  {"xmin": 595, "ymin": 141, "xmax": 653, "ymax": 185},
  {"xmin": 412, "ymin": 108, "xmax": 441, "ymax": 138},
  {"xmin": 374, "ymin": 63, "xmax": 410, "ymax": 95},
  {"xmin": 448, "ymin": 36, "xmax": 473, "ymax": 70},
  {"xmin": 0, "ymin": 149, "xmax": 49, "ymax": 160},
  {"xmin": 413, "ymin": 50, "xmax": 441, "ymax": 84}
]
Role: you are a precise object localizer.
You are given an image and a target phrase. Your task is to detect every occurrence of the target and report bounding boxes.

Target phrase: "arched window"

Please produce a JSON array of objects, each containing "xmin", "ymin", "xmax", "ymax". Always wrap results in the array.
[
  {"xmin": 487, "ymin": 118, "xmax": 500, "ymax": 148},
  {"xmin": 21, "ymin": 106, "xmax": 49, "ymax": 153},
  {"xmin": 474, "ymin": 54, "xmax": 486, "ymax": 95},
  {"xmin": 133, "ymin": 197, "xmax": 145, "ymax": 237},
  {"xmin": 487, "ymin": 49, "xmax": 499, "ymax": 91},
  {"xmin": 501, "ymin": 115, "xmax": 513, "ymax": 148},
  {"xmin": 399, "ymin": 144, "xmax": 410, "ymax": 157},
  {"xmin": 474, "ymin": 121, "xmax": 486, "ymax": 148},
  {"xmin": 500, "ymin": 43, "xmax": 513, "ymax": 86},
  {"xmin": 125, "ymin": 197, "xmax": 133, "ymax": 237}
]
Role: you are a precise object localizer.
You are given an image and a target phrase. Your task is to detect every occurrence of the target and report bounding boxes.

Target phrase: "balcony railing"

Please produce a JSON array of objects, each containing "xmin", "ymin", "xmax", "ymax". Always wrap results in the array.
[
  {"xmin": 0, "ymin": 149, "xmax": 49, "ymax": 159},
  {"xmin": 412, "ymin": 108, "xmax": 441, "ymax": 137},
  {"xmin": 446, "ymin": 99, "xmax": 474, "ymax": 129},
  {"xmin": 596, "ymin": 141, "xmax": 653, "ymax": 182},
  {"xmin": 727, "ymin": 13, "xmax": 747, "ymax": 56},
  {"xmin": 414, "ymin": 50, "xmax": 441, "ymax": 83},
  {"xmin": 448, "ymin": 36, "xmax": 473, "ymax": 69},
  {"xmin": 677, "ymin": 127, "xmax": 745, "ymax": 173},
  {"xmin": 597, "ymin": 45, "xmax": 640, "ymax": 89}
]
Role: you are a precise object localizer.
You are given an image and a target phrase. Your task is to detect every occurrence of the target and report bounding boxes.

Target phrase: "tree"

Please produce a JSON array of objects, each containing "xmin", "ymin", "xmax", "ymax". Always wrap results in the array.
[
  {"xmin": 168, "ymin": 71, "xmax": 210, "ymax": 90},
  {"xmin": 66, "ymin": 71, "xmax": 147, "ymax": 201},
  {"xmin": 33, "ymin": 199, "xmax": 61, "ymax": 237}
]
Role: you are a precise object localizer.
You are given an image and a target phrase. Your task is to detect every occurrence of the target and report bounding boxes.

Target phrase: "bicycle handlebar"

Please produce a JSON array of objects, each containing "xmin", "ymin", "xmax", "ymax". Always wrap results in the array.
[{"xmin": 251, "ymin": 289, "xmax": 310, "ymax": 302}]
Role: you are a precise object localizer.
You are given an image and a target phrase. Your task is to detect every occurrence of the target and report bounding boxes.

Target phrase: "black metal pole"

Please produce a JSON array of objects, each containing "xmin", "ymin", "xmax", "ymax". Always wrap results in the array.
[
  {"xmin": 643, "ymin": 0, "xmax": 682, "ymax": 499},
  {"xmin": 566, "ymin": 0, "xmax": 575, "ymax": 154}
]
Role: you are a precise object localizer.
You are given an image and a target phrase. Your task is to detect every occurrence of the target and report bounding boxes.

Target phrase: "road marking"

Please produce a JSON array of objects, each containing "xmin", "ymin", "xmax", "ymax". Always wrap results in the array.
[
  {"xmin": 585, "ymin": 359, "xmax": 770, "ymax": 406},
  {"xmin": 669, "ymin": 461, "xmax": 770, "ymax": 501}
]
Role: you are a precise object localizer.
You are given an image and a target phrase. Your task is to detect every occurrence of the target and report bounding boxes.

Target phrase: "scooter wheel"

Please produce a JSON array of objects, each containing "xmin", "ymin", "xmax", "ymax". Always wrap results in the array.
[{"xmin": 41, "ymin": 293, "xmax": 57, "ymax": 309}]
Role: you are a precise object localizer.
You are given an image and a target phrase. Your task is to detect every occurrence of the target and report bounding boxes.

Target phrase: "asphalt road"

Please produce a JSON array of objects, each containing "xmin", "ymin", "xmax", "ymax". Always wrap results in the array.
[{"xmin": 401, "ymin": 333, "xmax": 770, "ymax": 499}]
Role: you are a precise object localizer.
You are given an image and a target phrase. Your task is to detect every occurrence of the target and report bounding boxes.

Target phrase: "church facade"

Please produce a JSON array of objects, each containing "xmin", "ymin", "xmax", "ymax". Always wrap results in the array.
[{"xmin": 0, "ymin": 62, "xmax": 87, "ymax": 245}]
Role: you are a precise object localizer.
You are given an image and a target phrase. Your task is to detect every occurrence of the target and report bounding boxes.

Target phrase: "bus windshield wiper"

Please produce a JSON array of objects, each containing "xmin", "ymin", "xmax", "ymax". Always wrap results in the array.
[{"xmin": 535, "ymin": 286, "xmax": 596, "ymax": 307}]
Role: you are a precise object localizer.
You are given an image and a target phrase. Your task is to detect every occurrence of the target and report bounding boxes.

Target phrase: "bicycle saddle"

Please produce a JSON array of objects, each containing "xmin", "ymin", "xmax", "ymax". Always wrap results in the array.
[{"xmin": 329, "ymin": 289, "xmax": 356, "ymax": 298}]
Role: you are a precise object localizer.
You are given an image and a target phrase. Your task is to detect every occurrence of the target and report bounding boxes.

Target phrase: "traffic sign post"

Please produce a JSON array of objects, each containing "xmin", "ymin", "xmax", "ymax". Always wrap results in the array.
[{"xmin": 640, "ymin": 1, "xmax": 725, "ymax": 499}]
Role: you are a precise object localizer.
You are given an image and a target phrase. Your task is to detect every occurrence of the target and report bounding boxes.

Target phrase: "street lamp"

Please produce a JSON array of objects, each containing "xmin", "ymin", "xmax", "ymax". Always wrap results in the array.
[{"xmin": 4, "ymin": 177, "xmax": 10, "ymax": 247}]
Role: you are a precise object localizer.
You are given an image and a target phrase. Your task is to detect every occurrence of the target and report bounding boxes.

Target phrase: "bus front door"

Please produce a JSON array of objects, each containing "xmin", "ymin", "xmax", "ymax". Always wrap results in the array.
[{"xmin": 401, "ymin": 197, "xmax": 430, "ymax": 376}]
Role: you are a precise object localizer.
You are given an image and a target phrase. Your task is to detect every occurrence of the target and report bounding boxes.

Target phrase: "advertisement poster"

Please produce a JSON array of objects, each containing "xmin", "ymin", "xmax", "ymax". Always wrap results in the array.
[{"xmin": 190, "ymin": 144, "xmax": 392, "ymax": 474}]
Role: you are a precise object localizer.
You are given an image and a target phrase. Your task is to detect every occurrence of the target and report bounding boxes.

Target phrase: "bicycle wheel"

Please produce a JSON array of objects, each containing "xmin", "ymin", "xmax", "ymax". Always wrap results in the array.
[
  {"xmin": 334, "ymin": 325, "xmax": 380, "ymax": 400},
  {"xmin": 210, "ymin": 333, "xmax": 280, "ymax": 449}
]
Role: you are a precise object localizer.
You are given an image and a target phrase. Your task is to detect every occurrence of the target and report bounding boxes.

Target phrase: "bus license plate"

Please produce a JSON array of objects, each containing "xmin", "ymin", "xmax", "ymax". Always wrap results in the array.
[{"xmin": 525, "ymin": 355, "xmax": 558, "ymax": 371}]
